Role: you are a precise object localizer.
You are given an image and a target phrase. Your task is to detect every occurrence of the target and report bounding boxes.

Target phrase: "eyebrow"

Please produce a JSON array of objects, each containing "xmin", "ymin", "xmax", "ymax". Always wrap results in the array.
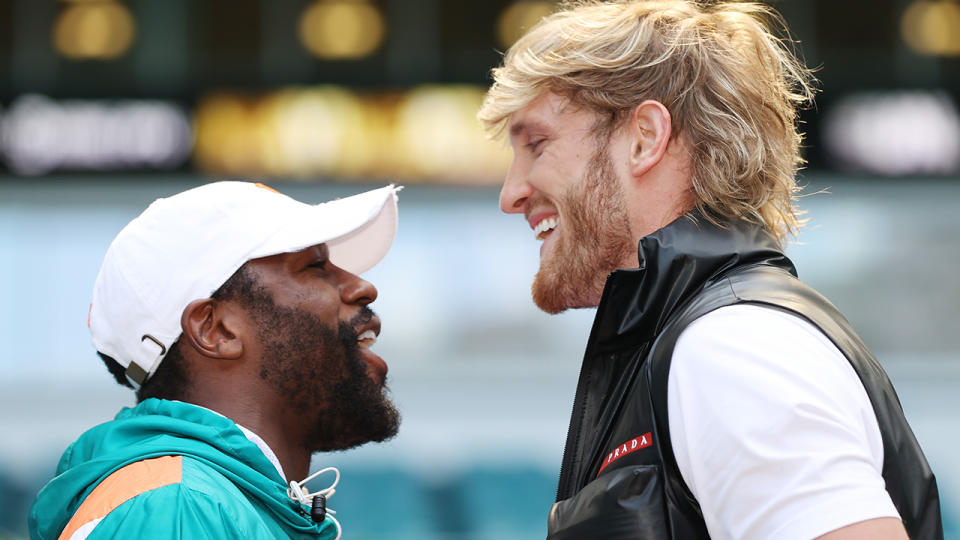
[{"xmin": 509, "ymin": 119, "xmax": 550, "ymax": 140}]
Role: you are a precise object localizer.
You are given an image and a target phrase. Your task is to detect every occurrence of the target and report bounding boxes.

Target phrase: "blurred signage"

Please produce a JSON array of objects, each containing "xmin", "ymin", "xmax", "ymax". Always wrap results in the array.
[
  {"xmin": 822, "ymin": 90, "xmax": 960, "ymax": 176},
  {"xmin": 901, "ymin": 0, "xmax": 960, "ymax": 57},
  {"xmin": 298, "ymin": 0, "xmax": 386, "ymax": 60},
  {"xmin": 0, "ymin": 86, "xmax": 512, "ymax": 184},
  {"xmin": 1, "ymin": 95, "xmax": 192, "ymax": 176},
  {"xmin": 54, "ymin": 0, "xmax": 136, "ymax": 60},
  {"xmin": 192, "ymin": 85, "xmax": 512, "ymax": 185}
]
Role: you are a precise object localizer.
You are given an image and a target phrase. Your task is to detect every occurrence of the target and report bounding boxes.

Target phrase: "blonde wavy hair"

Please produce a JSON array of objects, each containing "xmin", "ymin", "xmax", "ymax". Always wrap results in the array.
[{"xmin": 478, "ymin": 0, "xmax": 817, "ymax": 244}]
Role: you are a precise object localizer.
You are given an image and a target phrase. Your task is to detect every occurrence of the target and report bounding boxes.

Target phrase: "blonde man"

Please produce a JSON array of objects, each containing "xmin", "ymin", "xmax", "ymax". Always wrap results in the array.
[{"xmin": 479, "ymin": 2, "xmax": 942, "ymax": 539}]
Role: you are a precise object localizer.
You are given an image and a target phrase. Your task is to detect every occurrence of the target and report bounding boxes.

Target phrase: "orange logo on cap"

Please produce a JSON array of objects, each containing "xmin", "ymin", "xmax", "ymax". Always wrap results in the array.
[
  {"xmin": 255, "ymin": 182, "xmax": 279, "ymax": 194},
  {"xmin": 88, "ymin": 302, "xmax": 93, "ymax": 327}
]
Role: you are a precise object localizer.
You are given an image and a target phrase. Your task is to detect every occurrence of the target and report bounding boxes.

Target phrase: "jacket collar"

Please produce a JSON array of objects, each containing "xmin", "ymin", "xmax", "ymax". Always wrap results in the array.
[{"xmin": 589, "ymin": 214, "xmax": 795, "ymax": 352}]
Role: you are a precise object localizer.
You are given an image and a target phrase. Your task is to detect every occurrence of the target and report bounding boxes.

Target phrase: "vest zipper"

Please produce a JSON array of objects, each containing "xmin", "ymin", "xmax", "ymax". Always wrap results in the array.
[{"xmin": 555, "ymin": 273, "xmax": 618, "ymax": 501}]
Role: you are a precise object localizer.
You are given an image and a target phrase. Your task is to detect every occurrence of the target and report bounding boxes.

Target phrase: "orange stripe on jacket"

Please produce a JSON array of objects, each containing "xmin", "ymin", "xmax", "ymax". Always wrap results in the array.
[{"xmin": 59, "ymin": 455, "xmax": 183, "ymax": 540}]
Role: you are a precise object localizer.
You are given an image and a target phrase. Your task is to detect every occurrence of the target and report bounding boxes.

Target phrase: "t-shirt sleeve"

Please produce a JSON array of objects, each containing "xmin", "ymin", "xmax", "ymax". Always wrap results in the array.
[
  {"xmin": 82, "ymin": 484, "xmax": 252, "ymax": 540},
  {"xmin": 667, "ymin": 304, "xmax": 900, "ymax": 540}
]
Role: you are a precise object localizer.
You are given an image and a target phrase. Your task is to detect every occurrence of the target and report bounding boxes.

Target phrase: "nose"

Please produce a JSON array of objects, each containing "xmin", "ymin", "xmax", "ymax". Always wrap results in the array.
[
  {"xmin": 499, "ymin": 160, "xmax": 533, "ymax": 215},
  {"xmin": 340, "ymin": 271, "xmax": 378, "ymax": 306}
]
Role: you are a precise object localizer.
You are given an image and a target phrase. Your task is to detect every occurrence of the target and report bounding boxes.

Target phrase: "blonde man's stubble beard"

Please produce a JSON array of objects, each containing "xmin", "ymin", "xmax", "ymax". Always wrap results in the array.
[{"xmin": 532, "ymin": 146, "xmax": 635, "ymax": 314}]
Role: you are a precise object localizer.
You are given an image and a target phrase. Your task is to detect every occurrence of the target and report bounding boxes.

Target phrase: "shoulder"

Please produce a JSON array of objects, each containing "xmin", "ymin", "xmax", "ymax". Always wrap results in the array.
[
  {"xmin": 61, "ymin": 456, "xmax": 274, "ymax": 540},
  {"xmin": 677, "ymin": 302, "xmax": 833, "ymax": 350},
  {"xmin": 666, "ymin": 304, "xmax": 899, "ymax": 540},
  {"xmin": 667, "ymin": 304, "xmax": 872, "ymax": 445},
  {"xmin": 667, "ymin": 304, "xmax": 876, "ymax": 453},
  {"xmin": 671, "ymin": 303, "xmax": 859, "ymax": 390}
]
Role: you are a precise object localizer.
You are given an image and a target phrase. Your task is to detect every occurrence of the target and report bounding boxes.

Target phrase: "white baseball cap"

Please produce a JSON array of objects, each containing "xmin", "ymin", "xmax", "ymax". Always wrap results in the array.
[{"xmin": 89, "ymin": 181, "xmax": 400, "ymax": 386}]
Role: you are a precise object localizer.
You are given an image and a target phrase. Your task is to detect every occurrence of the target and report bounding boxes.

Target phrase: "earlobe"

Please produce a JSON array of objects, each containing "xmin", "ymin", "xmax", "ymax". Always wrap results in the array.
[
  {"xmin": 180, "ymin": 299, "xmax": 244, "ymax": 360},
  {"xmin": 628, "ymin": 100, "xmax": 673, "ymax": 178}
]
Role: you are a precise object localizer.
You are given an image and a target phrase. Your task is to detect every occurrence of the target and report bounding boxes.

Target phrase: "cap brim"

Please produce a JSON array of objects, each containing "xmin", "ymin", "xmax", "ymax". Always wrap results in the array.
[{"xmin": 252, "ymin": 184, "xmax": 399, "ymax": 274}]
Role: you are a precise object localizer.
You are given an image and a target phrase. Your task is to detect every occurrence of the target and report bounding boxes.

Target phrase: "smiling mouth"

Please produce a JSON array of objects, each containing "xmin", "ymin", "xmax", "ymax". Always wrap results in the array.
[
  {"xmin": 534, "ymin": 216, "xmax": 558, "ymax": 240},
  {"xmin": 357, "ymin": 329, "xmax": 377, "ymax": 348}
]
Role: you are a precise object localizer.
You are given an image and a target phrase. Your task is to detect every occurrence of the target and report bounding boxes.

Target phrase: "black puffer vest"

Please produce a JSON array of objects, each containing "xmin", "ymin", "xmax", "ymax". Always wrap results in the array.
[{"xmin": 546, "ymin": 216, "xmax": 942, "ymax": 539}]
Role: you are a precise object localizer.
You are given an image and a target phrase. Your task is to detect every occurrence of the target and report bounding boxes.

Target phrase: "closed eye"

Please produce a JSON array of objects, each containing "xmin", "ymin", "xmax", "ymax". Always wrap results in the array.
[
  {"xmin": 308, "ymin": 260, "xmax": 328, "ymax": 271},
  {"xmin": 526, "ymin": 138, "xmax": 545, "ymax": 154}
]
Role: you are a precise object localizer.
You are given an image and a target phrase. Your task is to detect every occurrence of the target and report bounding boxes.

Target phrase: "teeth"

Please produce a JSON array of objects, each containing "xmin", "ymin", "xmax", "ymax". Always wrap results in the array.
[
  {"xmin": 357, "ymin": 329, "xmax": 377, "ymax": 348},
  {"xmin": 534, "ymin": 216, "xmax": 558, "ymax": 240}
]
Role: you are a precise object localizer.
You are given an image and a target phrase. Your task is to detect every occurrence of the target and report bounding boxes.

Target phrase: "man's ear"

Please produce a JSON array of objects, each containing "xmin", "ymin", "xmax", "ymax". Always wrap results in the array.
[
  {"xmin": 626, "ymin": 100, "xmax": 673, "ymax": 179},
  {"xmin": 180, "ymin": 299, "xmax": 244, "ymax": 360}
]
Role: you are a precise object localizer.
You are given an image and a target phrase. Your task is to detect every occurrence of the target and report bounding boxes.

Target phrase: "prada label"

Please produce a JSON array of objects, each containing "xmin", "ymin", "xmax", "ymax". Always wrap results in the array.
[{"xmin": 597, "ymin": 432, "xmax": 652, "ymax": 476}]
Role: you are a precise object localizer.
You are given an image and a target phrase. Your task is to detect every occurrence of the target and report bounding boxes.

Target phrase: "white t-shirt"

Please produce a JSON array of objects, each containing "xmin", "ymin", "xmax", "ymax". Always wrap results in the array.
[{"xmin": 668, "ymin": 304, "xmax": 900, "ymax": 540}]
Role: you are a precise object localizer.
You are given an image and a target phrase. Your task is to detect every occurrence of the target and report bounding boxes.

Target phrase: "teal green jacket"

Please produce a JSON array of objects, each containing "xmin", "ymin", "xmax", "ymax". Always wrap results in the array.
[{"xmin": 29, "ymin": 399, "xmax": 338, "ymax": 539}]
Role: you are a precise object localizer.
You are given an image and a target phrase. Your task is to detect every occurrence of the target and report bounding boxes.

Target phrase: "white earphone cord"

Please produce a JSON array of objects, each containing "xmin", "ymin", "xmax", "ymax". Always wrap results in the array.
[{"xmin": 287, "ymin": 466, "xmax": 342, "ymax": 540}]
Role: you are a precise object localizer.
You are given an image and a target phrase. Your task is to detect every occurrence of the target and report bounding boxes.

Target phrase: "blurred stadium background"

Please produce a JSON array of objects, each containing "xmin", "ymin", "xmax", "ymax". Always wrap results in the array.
[{"xmin": 0, "ymin": 1, "xmax": 958, "ymax": 539}]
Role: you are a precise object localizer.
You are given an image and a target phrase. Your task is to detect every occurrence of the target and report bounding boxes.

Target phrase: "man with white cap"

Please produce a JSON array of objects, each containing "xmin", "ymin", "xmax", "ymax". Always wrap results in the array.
[{"xmin": 29, "ymin": 181, "xmax": 401, "ymax": 540}]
